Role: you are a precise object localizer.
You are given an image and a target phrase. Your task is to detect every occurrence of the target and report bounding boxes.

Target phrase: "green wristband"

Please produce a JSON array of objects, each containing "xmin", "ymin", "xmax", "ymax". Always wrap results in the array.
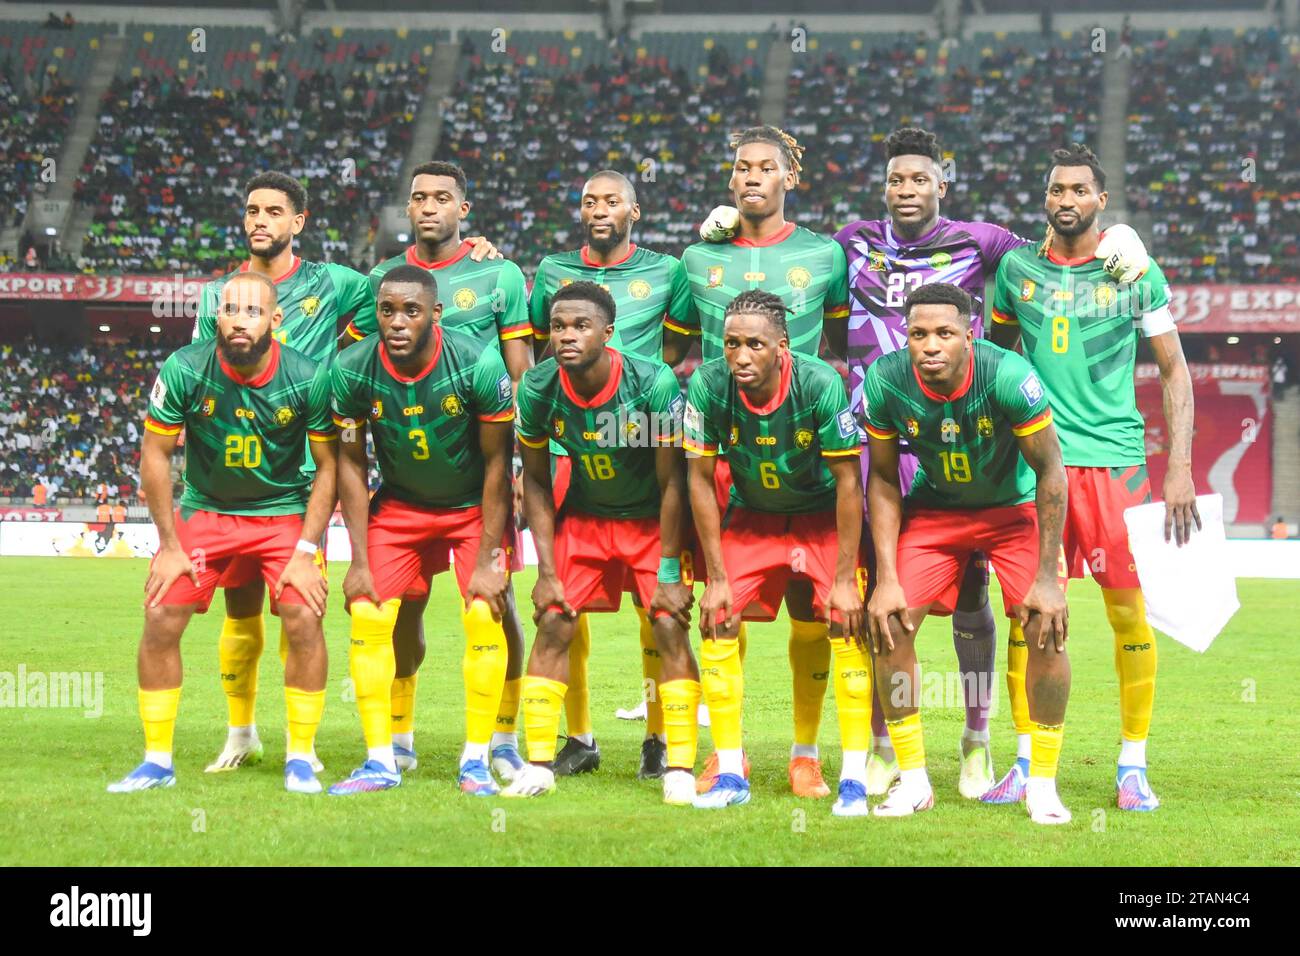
[{"xmin": 658, "ymin": 556, "xmax": 681, "ymax": 584}]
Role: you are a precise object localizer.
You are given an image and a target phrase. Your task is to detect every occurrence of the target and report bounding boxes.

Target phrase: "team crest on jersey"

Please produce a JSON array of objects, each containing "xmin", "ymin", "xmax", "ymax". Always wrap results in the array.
[
  {"xmin": 729, "ymin": 426, "xmax": 740, "ymax": 446},
  {"xmin": 196, "ymin": 396, "xmax": 214, "ymax": 417},
  {"xmin": 940, "ymin": 417, "xmax": 961, "ymax": 441},
  {"xmin": 867, "ymin": 251, "xmax": 888, "ymax": 272},
  {"xmin": 628, "ymin": 279, "xmax": 652, "ymax": 299},
  {"xmin": 274, "ymin": 406, "xmax": 296, "ymax": 426},
  {"xmin": 553, "ymin": 417, "xmax": 565, "ymax": 438},
  {"xmin": 453, "ymin": 288, "xmax": 478, "ymax": 310},
  {"xmin": 370, "ymin": 400, "xmax": 383, "ymax": 420},
  {"xmin": 794, "ymin": 428, "xmax": 814, "ymax": 450},
  {"xmin": 905, "ymin": 417, "xmax": 920, "ymax": 438},
  {"xmin": 786, "ymin": 267, "xmax": 812, "ymax": 290},
  {"xmin": 1019, "ymin": 373, "xmax": 1045, "ymax": 406},
  {"xmin": 1019, "ymin": 280, "xmax": 1036, "ymax": 301},
  {"xmin": 707, "ymin": 266, "xmax": 724, "ymax": 288},
  {"xmin": 559, "ymin": 278, "xmax": 574, "ymax": 288},
  {"xmin": 301, "ymin": 296, "xmax": 321, "ymax": 318},
  {"xmin": 625, "ymin": 418, "xmax": 642, "ymax": 442},
  {"xmin": 441, "ymin": 394, "xmax": 464, "ymax": 417},
  {"xmin": 977, "ymin": 415, "xmax": 994, "ymax": 438},
  {"xmin": 929, "ymin": 252, "xmax": 952, "ymax": 270},
  {"xmin": 1094, "ymin": 285, "xmax": 1117, "ymax": 308}
]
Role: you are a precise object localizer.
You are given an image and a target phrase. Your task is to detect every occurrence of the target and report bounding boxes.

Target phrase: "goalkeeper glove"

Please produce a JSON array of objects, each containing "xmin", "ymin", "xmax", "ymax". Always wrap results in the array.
[
  {"xmin": 1094, "ymin": 223, "xmax": 1150, "ymax": 284},
  {"xmin": 699, "ymin": 205, "xmax": 740, "ymax": 243}
]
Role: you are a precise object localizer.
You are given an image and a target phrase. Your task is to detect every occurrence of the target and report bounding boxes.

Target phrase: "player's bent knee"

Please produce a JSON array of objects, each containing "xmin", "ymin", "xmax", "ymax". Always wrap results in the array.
[
  {"xmin": 1103, "ymin": 590, "xmax": 1143, "ymax": 630},
  {"xmin": 142, "ymin": 603, "xmax": 192, "ymax": 642}
]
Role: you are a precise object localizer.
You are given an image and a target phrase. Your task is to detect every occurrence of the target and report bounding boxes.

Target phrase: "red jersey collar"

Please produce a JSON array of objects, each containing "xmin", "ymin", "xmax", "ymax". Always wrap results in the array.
[
  {"xmin": 380, "ymin": 326, "xmax": 444, "ymax": 383},
  {"xmin": 1045, "ymin": 246, "xmax": 1094, "ymax": 267},
  {"xmin": 738, "ymin": 350, "xmax": 792, "ymax": 415},
  {"xmin": 406, "ymin": 241, "xmax": 473, "ymax": 270},
  {"xmin": 912, "ymin": 348, "xmax": 974, "ymax": 403},
  {"xmin": 219, "ymin": 338, "xmax": 281, "ymax": 388},
  {"xmin": 239, "ymin": 255, "xmax": 301, "ymax": 284},
  {"xmin": 580, "ymin": 243, "xmax": 637, "ymax": 268},
  {"xmin": 559, "ymin": 348, "xmax": 623, "ymax": 409},
  {"xmin": 733, "ymin": 221, "xmax": 796, "ymax": 248}
]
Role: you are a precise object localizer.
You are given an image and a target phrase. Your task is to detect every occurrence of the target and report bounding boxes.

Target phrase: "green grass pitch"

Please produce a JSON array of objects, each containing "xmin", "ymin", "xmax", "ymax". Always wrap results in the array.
[{"xmin": 1, "ymin": 557, "xmax": 1297, "ymax": 866}]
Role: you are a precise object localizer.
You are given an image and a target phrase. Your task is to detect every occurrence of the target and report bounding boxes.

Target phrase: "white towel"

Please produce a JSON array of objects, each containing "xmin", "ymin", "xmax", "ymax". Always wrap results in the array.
[{"xmin": 1122, "ymin": 493, "xmax": 1239, "ymax": 652}]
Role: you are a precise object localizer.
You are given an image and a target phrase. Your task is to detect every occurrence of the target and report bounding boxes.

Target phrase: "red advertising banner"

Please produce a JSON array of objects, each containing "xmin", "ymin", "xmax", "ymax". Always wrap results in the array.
[
  {"xmin": 0, "ymin": 507, "xmax": 64, "ymax": 521},
  {"xmin": 1168, "ymin": 285, "xmax": 1300, "ymax": 333},
  {"xmin": 0, "ymin": 273, "xmax": 208, "ymax": 309},
  {"xmin": 1135, "ymin": 363, "xmax": 1272, "ymax": 525}
]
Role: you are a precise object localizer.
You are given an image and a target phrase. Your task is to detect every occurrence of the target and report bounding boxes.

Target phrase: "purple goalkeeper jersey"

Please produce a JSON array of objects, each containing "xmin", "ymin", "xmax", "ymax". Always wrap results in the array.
[{"xmin": 835, "ymin": 216, "xmax": 1028, "ymax": 420}]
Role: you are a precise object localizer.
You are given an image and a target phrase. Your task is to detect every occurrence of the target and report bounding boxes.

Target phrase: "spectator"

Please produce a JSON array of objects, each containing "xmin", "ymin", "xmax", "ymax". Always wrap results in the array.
[
  {"xmin": 1273, "ymin": 355, "xmax": 1289, "ymax": 396},
  {"xmin": 1270, "ymin": 516, "xmax": 1289, "ymax": 540},
  {"xmin": 32, "ymin": 477, "xmax": 48, "ymax": 506},
  {"xmin": 112, "ymin": 500, "xmax": 127, "ymax": 523}
]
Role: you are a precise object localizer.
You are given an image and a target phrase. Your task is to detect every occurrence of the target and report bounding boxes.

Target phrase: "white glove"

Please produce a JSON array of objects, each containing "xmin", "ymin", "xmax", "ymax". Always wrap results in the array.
[
  {"xmin": 1095, "ymin": 223, "xmax": 1150, "ymax": 284},
  {"xmin": 699, "ymin": 205, "xmax": 740, "ymax": 243}
]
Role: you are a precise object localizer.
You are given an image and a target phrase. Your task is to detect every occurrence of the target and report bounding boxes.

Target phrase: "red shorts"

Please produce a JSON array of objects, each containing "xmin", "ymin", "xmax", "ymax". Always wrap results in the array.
[
  {"xmin": 719, "ymin": 507, "xmax": 854, "ymax": 624},
  {"xmin": 155, "ymin": 510, "xmax": 315, "ymax": 613},
  {"xmin": 896, "ymin": 503, "xmax": 1039, "ymax": 616},
  {"xmin": 1062, "ymin": 464, "xmax": 1149, "ymax": 590},
  {"xmin": 553, "ymin": 511, "xmax": 679, "ymax": 617},
  {"xmin": 366, "ymin": 496, "xmax": 506, "ymax": 605}
]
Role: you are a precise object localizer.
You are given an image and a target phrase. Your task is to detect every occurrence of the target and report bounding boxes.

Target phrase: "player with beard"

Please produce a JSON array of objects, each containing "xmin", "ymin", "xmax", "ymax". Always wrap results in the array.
[
  {"xmin": 526, "ymin": 170, "xmax": 695, "ymax": 781},
  {"xmin": 193, "ymin": 171, "xmax": 500, "ymax": 777},
  {"xmin": 989, "ymin": 144, "xmax": 1198, "ymax": 811},
  {"xmin": 349, "ymin": 161, "xmax": 532, "ymax": 783},
  {"xmin": 110, "ymin": 273, "xmax": 337, "ymax": 794}
]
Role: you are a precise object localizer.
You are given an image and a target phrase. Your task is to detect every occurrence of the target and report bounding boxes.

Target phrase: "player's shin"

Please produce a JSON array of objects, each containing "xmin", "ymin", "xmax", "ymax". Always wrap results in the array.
[
  {"xmin": 286, "ymin": 687, "xmax": 325, "ymax": 761},
  {"xmin": 660, "ymin": 678, "xmax": 701, "ymax": 770},
  {"xmin": 1105, "ymin": 588, "xmax": 1157, "ymax": 761},
  {"xmin": 830, "ymin": 636, "xmax": 871, "ymax": 781},
  {"xmin": 522, "ymin": 674, "xmax": 567, "ymax": 764},
  {"xmin": 637, "ymin": 605, "xmax": 665, "ymax": 740},
  {"xmin": 564, "ymin": 614, "xmax": 593, "ymax": 743},
  {"xmin": 951, "ymin": 599, "xmax": 997, "ymax": 737},
  {"xmin": 1006, "ymin": 618, "xmax": 1033, "ymax": 759},
  {"xmin": 492, "ymin": 592, "xmax": 525, "ymax": 752},
  {"xmin": 461, "ymin": 599, "xmax": 508, "ymax": 764},
  {"xmin": 139, "ymin": 687, "xmax": 181, "ymax": 769},
  {"xmin": 789, "ymin": 619, "xmax": 830, "ymax": 759},
  {"xmin": 349, "ymin": 598, "xmax": 400, "ymax": 771},
  {"xmin": 700, "ymin": 636, "xmax": 744, "ymax": 773},
  {"xmin": 217, "ymin": 614, "xmax": 264, "ymax": 732}
]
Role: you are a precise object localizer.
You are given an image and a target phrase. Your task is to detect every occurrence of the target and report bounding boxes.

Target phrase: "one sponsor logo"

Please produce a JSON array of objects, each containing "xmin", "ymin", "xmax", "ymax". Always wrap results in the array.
[
  {"xmin": 1094, "ymin": 285, "xmax": 1117, "ymax": 307},
  {"xmin": 453, "ymin": 288, "xmax": 477, "ymax": 310},
  {"xmin": 837, "ymin": 409, "xmax": 856, "ymax": 439},
  {"xmin": 977, "ymin": 415, "xmax": 994, "ymax": 438},
  {"xmin": 553, "ymin": 417, "xmax": 565, "ymax": 438},
  {"xmin": 905, "ymin": 417, "xmax": 920, "ymax": 438},
  {"xmin": 786, "ymin": 266, "xmax": 812, "ymax": 290},
  {"xmin": 929, "ymin": 251, "xmax": 951, "ymax": 269},
  {"xmin": 867, "ymin": 250, "xmax": 888, "ymax": 272},
  {"xmin": 582, "ymin": 430, "xmax": 602, "ymax": 440},
  {"xmin": 940, "ymin": 417, "xmax": 961, "ymax": 441},
  {"xmin": 1019, "ymin": 372, "xmax": 1045, "ymax": 405},
  {"xmin": 49, "ymin": 885, "xmax": 151, "ymax": 936},
  {"xmin": 440, "ymin": 394, "xmax": 464, "ymax": 417},
  {"xmin": 199, "ymin": 397, "xmax": 216, "ymax": 417},
  {"xmin": 1053, "ymin": 288, "xmax": 1073, "ymax": 301},
  {"xmin": 755, "ymin": 435, "xmax": 777, "ymax": 445},
  {"xmin": 274, "ymin": 406, "xmax": 295, "ymax": 426},
  {"xmin": 1020, "ymin": 279, "xmax": 1036, "ymax": 301},
  {"xmin": 628, "ymin": 279, "xmax": 652, "ymax": 299},
  {"xmin": 301, "ymin": 295, "xmax": 321, "ymax": 318},
  {"xmin": 402, "ymin": 404, "xmax": 425, "ymax": 417},
  {"xmin": 707, "ymin": 266, "xmax": 724, "ymax": 288},
  {"xmin": 471, "ymin": 644, "xmax": 500, "ymax": 652},
  {"xmin": 234, "ymin": 407, "xmax": 256, "ymax": 419},
  {"xmin": 794, "ymin": 428, "xmax": 814, "ymax": 449},
  {"xmin": 149, "ymin": 376, "xmax": 167, "ymax": 407},
  {"xmin": 1123, "ymin": 643, "xmax": 1152, "ymax": 651},
  {"xmin": 743, "ymin": 271, "xmax": 766, "ymax": 282},
  {"xmin": 370, "ymin": 400, "xmax": 383, "ymax": 420}
]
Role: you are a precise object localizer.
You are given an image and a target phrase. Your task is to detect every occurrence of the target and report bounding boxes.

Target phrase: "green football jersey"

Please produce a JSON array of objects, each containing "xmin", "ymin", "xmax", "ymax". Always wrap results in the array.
[
  {"xmin": 517, "ymin": 350, "xmax": 684, "ymax": 519},
  {"xmin": 680, "ymin": 224, "xmax": 849, "ymax": 363},
  {"xmin": 330, "ymin": 327, "xmax": 515, "ymax": 510},
  {"xmin": 992, "ymin": 247, "xmax": 1174, "ymax": 467},
  {"xmin": 145, "ymin": 340, "xmax": 335, "ymax": 516},
  {"xmin": 529, "ymin": 245, "xmax": 692, "ymax": 361},
  {"xmin": 352, "ymin": 242, "xmax": 532, "ymax": 346},
  {"xmin": 194, "ymin": 257, "xmax": 373, "ymax": 362},
  {"xmin": 685, "ymin": 352, "xmax": 859, "ymax": 514},
  {"xmin": 862, "ymin": 340, "xmax": 1052, "ymax": 509}
]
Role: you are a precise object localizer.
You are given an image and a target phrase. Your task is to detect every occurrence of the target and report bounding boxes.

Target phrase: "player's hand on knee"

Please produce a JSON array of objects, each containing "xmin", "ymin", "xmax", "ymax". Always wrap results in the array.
[
  {"xmin": 828, "ymin": 577, "xmax": 866, "ymax": 645},
  {"xmin": 465, "ymin": 235, "xmax": 502, "ymax": 261},
  {"xmin": 467, "ymin": 564, "xmax": 508, "ymax": 621},
  {"xmin": 698, "ymin": 580, "xmax": 733, "ymax": 639},
  {"xmin": 866, "ymin": 580, "xmax": 910, "ymax": 654},
  {"xmin": 1020, "ymin": 578, "xmax": 1069, "ymax": 652},
  {"xmin": 531, "ymin": 573, "xmax": 575, "ymax": 624},
  {"xmin": 277, "ymin": 551, "xmax": 328, "ymax": 617},
  {"xmin": 651, "ymin": 581, "xmax": 694, "ymax": 630},
  {"xmin": 342, "ymin": 563, "xmax": 380, "ymax": 609},
  {"xmin": 145, "ymin": 545, "xmax": 197, "ymax": 608}
]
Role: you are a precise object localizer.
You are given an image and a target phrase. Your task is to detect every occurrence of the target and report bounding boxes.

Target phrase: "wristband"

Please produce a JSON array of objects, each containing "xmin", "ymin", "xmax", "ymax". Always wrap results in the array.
[
  {"xmin": 295, "ymin": 538, "xmax": 318, "ymax": 556},
  {"xmin": 658, "ymin": 556, "xmax": 681, "ymax": 584}
]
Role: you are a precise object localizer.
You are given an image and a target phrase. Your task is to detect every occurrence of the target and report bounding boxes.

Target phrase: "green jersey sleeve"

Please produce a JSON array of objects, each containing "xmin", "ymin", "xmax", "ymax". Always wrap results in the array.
[
  {"xmin": 528, "ymin": 259, "xmax": 551, "ymax": 341},
  {"xmin": 329, "ymin": 359, "xmax": 369, "ymax": 426},
  {"xmin": 994, "ymin": 350, "xmax": 1053, "ymax": 436},
  {"xmin": 861, "ymin": 361, "xmax": 899, "ymax": 440},
  {"xmin": 664, "ymin": 257, "xmax": 698, "ymax": 337},
  {"xmin": 330, "ymin": 262, "xmax": 376, "ymax": 339},
  {"xmin": 823, "ymin": 242, "xmax": 850, "ymax": 321},
  {"xmin": 515, "ymin": 371, "xmax": 549, "ymax": 448},
  {"xmin": 145, "ymin": 354, "xmax": 192, "ymax": 432},
  {"xmin": 683, "ymin": 371, "xmax": 720, "ymax": 456},
  {"xmin": 192, "ymin": 282, "xmax": 220, "ymax": 342},
  {"xmin": 990, "ymin": 254, "xmax": 1021, "ymax": 329},
  {"xmin": 648, "ymin": 363, "xmax": 686, "ymax": 445},
  {"xmin": 471, "ymin": 346, "xmax": 516, "ymax": 423},
  {"xmin": 306, "ymin": 362, "xmax": 337, "ymax": 441},
  {"xmin": 814, "ymin": 367, "xmax": 860, "ymax": 457},
  {"xmin": 494, "ymin": 260, "xmax": 533, "ymax": 342}
]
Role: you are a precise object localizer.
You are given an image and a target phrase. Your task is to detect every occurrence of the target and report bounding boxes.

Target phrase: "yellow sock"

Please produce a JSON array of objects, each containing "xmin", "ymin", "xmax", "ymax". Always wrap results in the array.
[
  {"xmin": 1105, "ymin": 589, "xmax": 1157, "ymax": 742},
  {"xmin": 278, "ymin": 621, "xmax": 289, "ymax": 666},
  {"xmin": 217, "ymin": 614, "xmax": 263, "ymax": 728},
  {"xmin": 700, "ymin": 638, "xmax": 743, "ymax": 750},
  {"xmin": 637, "ymin": 605, "xmax": 665, "ymax": 736},
  {"xmin": 139, "ymin": 687, "xmax": 181, "ymax": 754},
  {"xmin": 285, "ymin": 687, "xmax": 325, "ymax": 756},
  {"xmin": 522, "ymin": 675, "xmax": 566, "ymax": 763},
  {"xmin": 390, "ymin": 674, "xmax": 418, "ymax": 735},
  {"xmin": 496, "ymin": 677, "xmax": 521, "ymax": 736},
  {"xmin": 1006, "ymin": 618, "xmax": 1031, "ymax": 736},
  {"xmin": 462, "ymin": 600, "xmax": 508, "ymax": 746},
  {"xmin": 830, "ymin": 636, "xmax": 872, "ymax": 752},
  {"xmin": 660, "ymin": 678, "xmax": 701, "ymax": 770},
  {"xmin": 789, "ymin": 619, "xmax": 830, "ymax": 747},
  {"xmin": 1030, "ymin": 722, "xmax": 1065, "ymax": 779},
  {"xmin": 350, "ymin": 598, "xmax": 399, "ymax": 750},
  {"xmin": 886, "ymin": 712, "xmax": 926, "ymax": 771},
  {"xmin": 564, "ymin": 614, "xmax": 593, "ymax": 737},
  {"xmin": 737, "ymin": 623, "xmax": 748, "ymax": 663}
]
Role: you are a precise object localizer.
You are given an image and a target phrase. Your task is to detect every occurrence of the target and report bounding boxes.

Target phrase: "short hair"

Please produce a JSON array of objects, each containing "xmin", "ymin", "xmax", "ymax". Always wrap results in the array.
[
  {"xmin": 724, "ymin": 289, "xmax": 790, "ymax": 338},
  {"xmin": 584, "ymin": 169, "xmax": 637, "ymax": 204},
  {"xmin": 885, "ymin": 126, "xmax": 942, "ymax": 165},
  {"xmin": 1047, "ymin": 142, "xmax": 1106, "ymax": 191},
  {"xmin": 244, "ymin": 171, "xmax": 307, "ymax": 214},
  {"xmin": 411, "ymin": 161, "xmax": 468, "ymax": 198},
  {"xmin": 223, "ymin": 271, "xmax": 278, "ymax": 306},
  {"xmin": 377, "ymin": 263, "xmax": 439, "ymax": 300},
  {"xmin": 903, "ymin": 282, "xmax": 972, "ymax": 325},
  {"xmin": 730, "ymin": 126, "xmax": 804, "ymax": 185},
  {"xmin": 550, "ymin": 280, "xmax": 616, "ymax": 326}
]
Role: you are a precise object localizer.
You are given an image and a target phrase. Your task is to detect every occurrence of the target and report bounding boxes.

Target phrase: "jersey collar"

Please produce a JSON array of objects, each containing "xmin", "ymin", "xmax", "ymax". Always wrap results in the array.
[
  {"xmin": 885, "ymin": 217, "xmax": 946, "ymax": 250},
  {"xmin": 733, "ymin": 221, "xmax": 796, "ymax": 248},
  {"xmin": 218, "ymin": 339, "xmax": 281, "ymax": 388},
  {"xmin": 406, "ymin": 241, "xmax": 473, "ymax": 270},
  {"xmin": 559, "ymin": 348, "xmax": 623, "ymax": 408},
  {"xmin": 239, "ymin": 255, "xmax": 301, "ymax": 284},
  {"xmin": 380, "ymin": 326, "xmax": 444, "ymax": 383},
  {"xmin": 580, "ymin": 243, "xmax": 637, "ymax": 268},
  {"xmin": 1045, "ymin": 246, "xmax": 1094, "ymax": 267},
  {"xmin": 738, "ymin": 349, "xmax": 793, "ymax": 415},
  {"xmin": 912, "ymin": 348, "xmax": 974, "ymax": 403}
]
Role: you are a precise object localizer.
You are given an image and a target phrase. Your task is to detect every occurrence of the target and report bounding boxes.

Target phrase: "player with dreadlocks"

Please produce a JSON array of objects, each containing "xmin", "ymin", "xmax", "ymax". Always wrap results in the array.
[{"xmin": 681, "ymin": 126, "xmax": 852, "ymax": 802}]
